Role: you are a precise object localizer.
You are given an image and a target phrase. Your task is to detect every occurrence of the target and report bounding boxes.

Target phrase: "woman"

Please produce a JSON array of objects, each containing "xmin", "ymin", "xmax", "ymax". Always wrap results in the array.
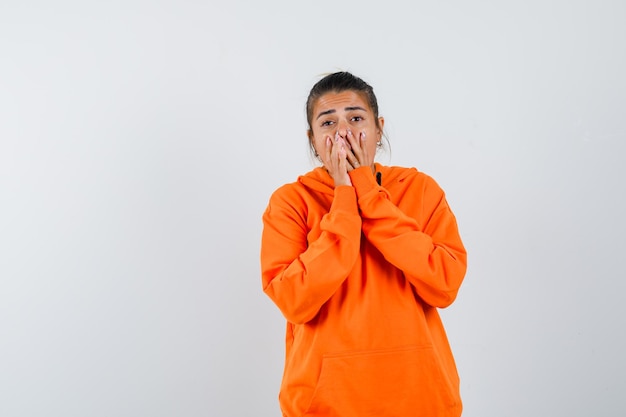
[{"xmin": 261, "ymin": 71, "xmax": 467, "ymax": 417}]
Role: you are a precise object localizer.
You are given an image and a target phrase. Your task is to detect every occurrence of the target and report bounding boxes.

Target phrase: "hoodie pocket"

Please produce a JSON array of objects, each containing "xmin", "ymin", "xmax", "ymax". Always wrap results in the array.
[{"xmin": 303, "ymin": 345, "xmax": 458, "ymax": 417}]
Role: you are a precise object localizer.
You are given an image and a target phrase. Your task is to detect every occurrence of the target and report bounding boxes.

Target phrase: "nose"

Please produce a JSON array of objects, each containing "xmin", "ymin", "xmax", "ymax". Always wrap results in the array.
[{"xmin": 336, "ymin": 120, "xmax": 349, "ymax": 138}]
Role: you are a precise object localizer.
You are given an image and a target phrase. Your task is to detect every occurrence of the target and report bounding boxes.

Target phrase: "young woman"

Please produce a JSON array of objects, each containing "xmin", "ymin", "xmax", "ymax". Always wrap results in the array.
[{"xmin": 261, "ymin": 72, "xmax": 467, "ymax": 417}]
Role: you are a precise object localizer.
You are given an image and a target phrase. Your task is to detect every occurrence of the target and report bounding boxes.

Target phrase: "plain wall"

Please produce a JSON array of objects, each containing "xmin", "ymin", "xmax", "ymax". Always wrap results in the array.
[{"xmin": 1, "ymin": 0, "xmax": 624, "ymax": 416}]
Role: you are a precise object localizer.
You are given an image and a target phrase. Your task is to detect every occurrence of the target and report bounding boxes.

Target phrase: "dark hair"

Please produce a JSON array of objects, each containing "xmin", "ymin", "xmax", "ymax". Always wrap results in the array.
[{"xmin": 306, "ymin": 72, "xmax": 381, "ymax": 134}]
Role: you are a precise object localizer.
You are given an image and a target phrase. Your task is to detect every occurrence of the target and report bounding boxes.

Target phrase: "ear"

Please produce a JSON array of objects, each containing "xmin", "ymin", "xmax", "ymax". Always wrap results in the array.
[
  {"xmin": 307, "ymin": 129, "xmax": 314, "ymax": 141},
  {"xmin": 377, "ymin": 117, "xmax": 385, "ymax": 138}
]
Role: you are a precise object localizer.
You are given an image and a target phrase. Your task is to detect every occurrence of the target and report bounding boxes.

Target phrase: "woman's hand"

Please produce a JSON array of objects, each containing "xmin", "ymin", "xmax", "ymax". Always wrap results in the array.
[
  {"xmin": 322, "ymin": 133, "xmax": 352, "ymax": 187},
  {"xmin": 345, "ymin": 129, "xmax": 375, "ymax": 175}
]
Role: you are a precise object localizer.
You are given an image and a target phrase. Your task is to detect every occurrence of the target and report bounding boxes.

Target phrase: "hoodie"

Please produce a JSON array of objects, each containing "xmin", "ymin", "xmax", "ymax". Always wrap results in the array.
[{"xmin": 261, "ymin": 163, "xmax": 467, "ymax": 417}]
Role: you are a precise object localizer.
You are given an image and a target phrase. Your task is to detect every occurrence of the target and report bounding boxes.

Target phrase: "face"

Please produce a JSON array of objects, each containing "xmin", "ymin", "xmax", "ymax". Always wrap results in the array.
[{"xmin": 308, "ymin": 90, "xmax": 384, "ymax": 161}]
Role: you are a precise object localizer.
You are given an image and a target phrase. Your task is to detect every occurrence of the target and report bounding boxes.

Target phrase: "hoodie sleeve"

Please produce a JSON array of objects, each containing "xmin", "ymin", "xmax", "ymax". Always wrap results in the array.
[
  {"xmin": 349, "ymin": 167, "xmax": 467, "ymax": 308},
  {"xmin": 261, "ymin": 185, "xmax": 362, "ymax": 324}
]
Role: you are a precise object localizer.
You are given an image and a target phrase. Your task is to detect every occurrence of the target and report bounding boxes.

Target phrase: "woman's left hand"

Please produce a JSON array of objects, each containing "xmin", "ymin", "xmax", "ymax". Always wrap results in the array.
[{"xmin": 345, "ymin": 129, "xmax": 375, "ymax": 175}]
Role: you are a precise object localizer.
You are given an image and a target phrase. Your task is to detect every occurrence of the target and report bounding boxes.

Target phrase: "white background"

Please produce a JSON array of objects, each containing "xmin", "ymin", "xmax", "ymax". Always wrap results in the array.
[{"xmin": 1, "ymin": 1, "xmax": 625, "ymax": 416}]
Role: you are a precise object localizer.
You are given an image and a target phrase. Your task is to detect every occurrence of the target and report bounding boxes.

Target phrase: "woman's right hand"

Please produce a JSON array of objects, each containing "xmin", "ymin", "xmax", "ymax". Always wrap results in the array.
[{"xmin": 322, "ymin": 133, "xmax": 352, "ymax": 187}]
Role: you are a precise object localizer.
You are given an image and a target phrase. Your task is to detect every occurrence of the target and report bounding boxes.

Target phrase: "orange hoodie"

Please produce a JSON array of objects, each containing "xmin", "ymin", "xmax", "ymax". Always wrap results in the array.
[{"xmin": 261, "ymin": 163, "xmax": 467, "ymax": 417}]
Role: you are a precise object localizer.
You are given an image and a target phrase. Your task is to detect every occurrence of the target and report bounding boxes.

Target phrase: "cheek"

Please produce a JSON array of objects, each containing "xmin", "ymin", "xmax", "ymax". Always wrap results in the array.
[
  {"xmin": 312, "ymin": 135, "xmax": 328, "ymax": 155},
  {"xmin": 367, "ymin": 138, "xmax": 378, "ymax": 155},
  {"xmin": 363, "ymin": 128, "xmax": 379, "ymax": 153}
]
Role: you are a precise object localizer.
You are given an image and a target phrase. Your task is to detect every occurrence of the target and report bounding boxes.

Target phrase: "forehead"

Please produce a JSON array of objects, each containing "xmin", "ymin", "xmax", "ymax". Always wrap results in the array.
[{"xmin": 313, "ymin": 90, "xmax": 371, "ymax": 113}]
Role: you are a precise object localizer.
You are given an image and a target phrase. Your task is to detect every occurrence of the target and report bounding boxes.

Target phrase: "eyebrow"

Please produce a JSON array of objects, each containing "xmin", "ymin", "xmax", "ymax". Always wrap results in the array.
[{"xmin": 316, "ymin": 106, "xmax": 367, "ymax": 120}]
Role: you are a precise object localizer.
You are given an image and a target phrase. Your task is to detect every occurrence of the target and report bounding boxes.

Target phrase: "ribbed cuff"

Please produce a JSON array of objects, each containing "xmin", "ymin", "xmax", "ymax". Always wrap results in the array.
[
  {"xmin": 348, "ymin": 166, "xmax": 379, "ymax": 199},
  {"xmin": 331, "ymin": 185, "xmax": 358, "ymax": 213}
]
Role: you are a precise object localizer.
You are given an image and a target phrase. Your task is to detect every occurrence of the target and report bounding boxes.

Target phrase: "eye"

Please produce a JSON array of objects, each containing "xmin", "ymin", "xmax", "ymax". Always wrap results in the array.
[
  {"xmin": 351, "ymin": 116, "xmax": 363, "ymax": 122},
  {"xmin": 321, "ymin": 120, "xmax": 335, "ymax": 127}
]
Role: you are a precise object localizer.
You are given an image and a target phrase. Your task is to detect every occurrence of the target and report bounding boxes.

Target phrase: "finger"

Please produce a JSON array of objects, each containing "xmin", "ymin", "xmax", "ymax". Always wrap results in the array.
[
  {"xmin": 359, "ymin": 131, "xmax": 368, "ymax": 161},
  {"xmin": 323, "ymin": 136, "xmax": 332, "ymax": 165},
  {"xmin": 331, "ymin": 136, "xmax": 342, "ymax": 159},
  {"xmin": 331, "ymin": 137, "xmax": 343, "ymax": 169},
  {"xmin": 346, "ymin": 129, "xmax": 363, "ymax": 155},
  {"xmin": 336, "ymin": 144, "xmax": 345, "ymax": 171},
  {"xmin": 360, "ymin": 131, "xmax": 376, "ymax": 173},
  {"xmin": 345, "ymin": 147, "xmax": 359, "ymax": 169},
  {"xmin": 339, "ymin": 138, "xmax": 357, "ymax": 168},
  {"xmin": 345, "ymin": 150, "xmax": 355, "ymax": 171},
  {"xmin": 347, "ymin": 129, "xmax": 366, "ymax": 165},
  {"xmin": 345, "ymin": 129, "xmax": 359, "ymax": 150}
]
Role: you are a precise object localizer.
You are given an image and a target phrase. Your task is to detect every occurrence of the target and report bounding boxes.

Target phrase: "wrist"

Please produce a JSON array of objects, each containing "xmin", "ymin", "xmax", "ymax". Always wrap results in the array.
[{"xmin": 333, "ymin": 175, "xmax": 352, "ymax": 187}]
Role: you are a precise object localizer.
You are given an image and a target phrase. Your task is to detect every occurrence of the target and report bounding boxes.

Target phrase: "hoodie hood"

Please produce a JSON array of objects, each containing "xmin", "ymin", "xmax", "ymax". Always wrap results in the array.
[{"xmin": 297, "ymin": 167, "xmax": 335, "ymax": 195}]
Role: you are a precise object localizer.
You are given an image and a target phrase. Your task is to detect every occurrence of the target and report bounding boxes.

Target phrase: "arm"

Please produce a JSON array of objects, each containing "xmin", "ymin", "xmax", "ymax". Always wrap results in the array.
[
  {"xmin": 261, "ymin": 185, "xmax": 362, "ymax": 324},
  {"xmin": 349, "ymin": 167, "xmax": 467, "ymax": 308}
]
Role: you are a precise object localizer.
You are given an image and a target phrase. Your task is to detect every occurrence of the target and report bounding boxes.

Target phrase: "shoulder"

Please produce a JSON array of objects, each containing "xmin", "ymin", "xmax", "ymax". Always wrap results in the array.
[
  {"xmin": 381, "ymin": 165, "xmax": 444, "ymax": 194},
  {"xmin": 267, "ymin": 181, "xmax": 304, "ymax": 209},
  {"xmin": 267, "ymin": 167, "xmax": 332, "ymax": 203},
  {"xmin": 265, "ymin": 170, "xmax": 320, "ymax": 215}
]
